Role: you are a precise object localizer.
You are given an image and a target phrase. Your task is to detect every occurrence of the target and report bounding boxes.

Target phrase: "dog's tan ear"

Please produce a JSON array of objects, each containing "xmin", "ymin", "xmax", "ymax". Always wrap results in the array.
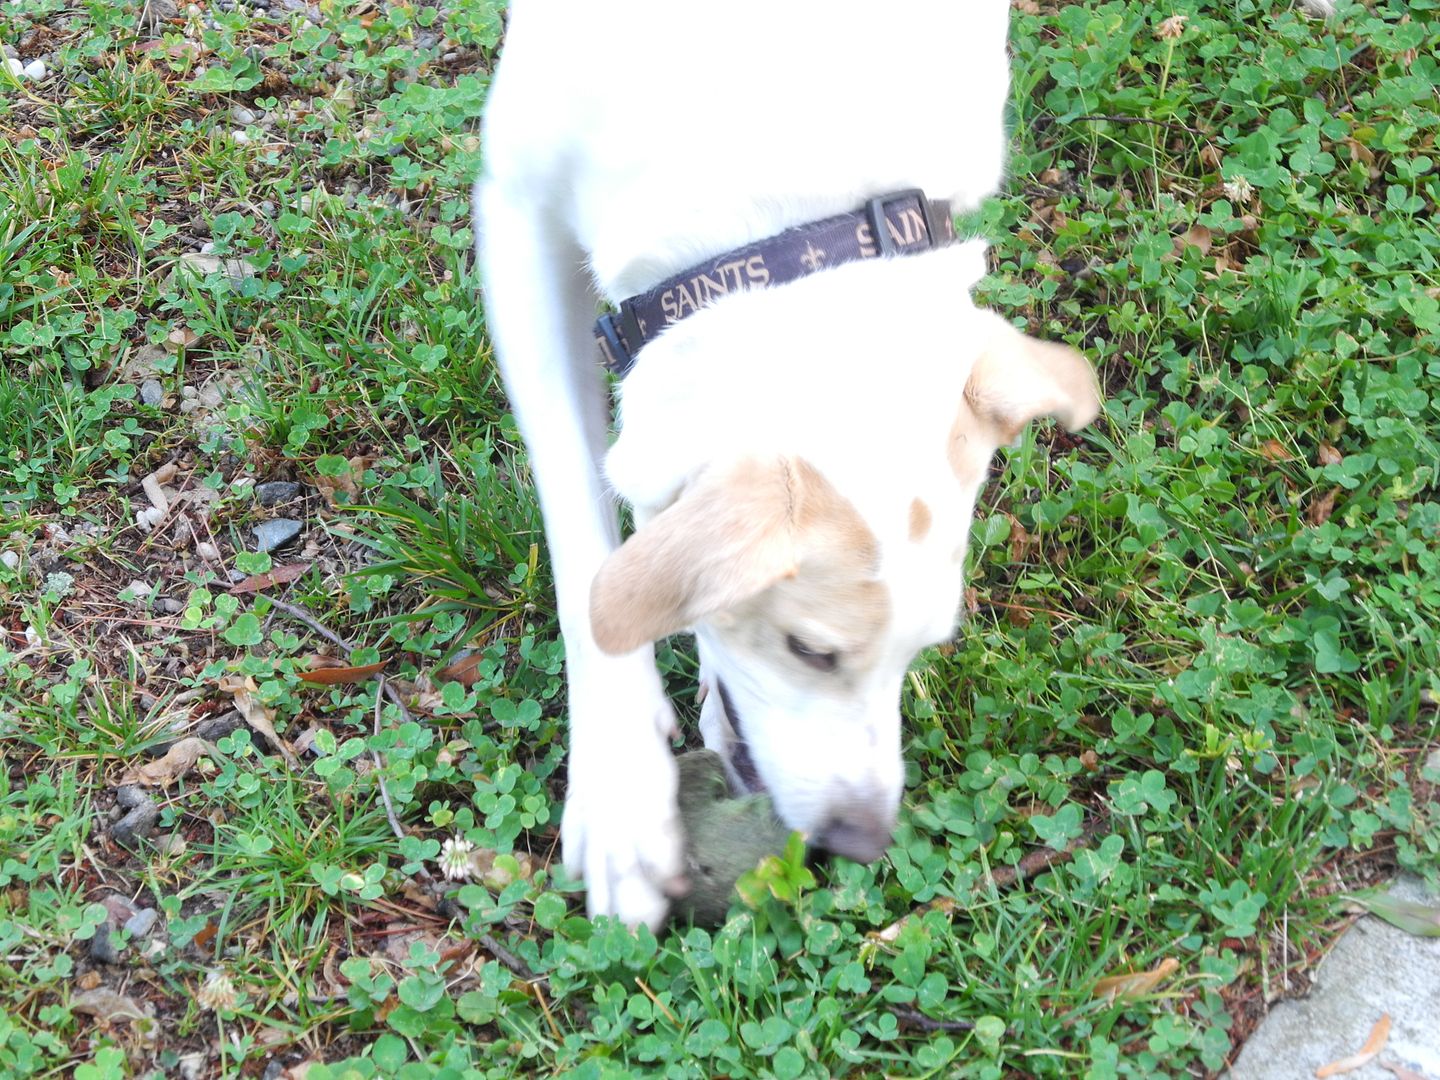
[
  {"xmin": 964, "ymin": 315, "xmax": 1101, "ymax": 444},
  {"xmin": 590, "ymin": 457, "xmax": 854, "ymax": 655}
]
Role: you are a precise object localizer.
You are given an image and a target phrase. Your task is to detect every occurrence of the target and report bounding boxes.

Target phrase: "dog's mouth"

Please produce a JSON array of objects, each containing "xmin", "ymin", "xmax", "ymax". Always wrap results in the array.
[{"xmin": 715, "ymin": 680, "xmax": 767, "ymax": 795}]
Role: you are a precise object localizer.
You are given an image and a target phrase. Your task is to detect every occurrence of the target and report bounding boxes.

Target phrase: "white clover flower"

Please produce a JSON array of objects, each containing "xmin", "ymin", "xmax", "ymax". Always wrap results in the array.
[
  {"xmin": 197, "ymin": 971, "xmax": 238, "ymax": 1012},
  {"xmin": 1154, "ymin": 14, "xmax": 1188, "ymax": 40},
  {"xmin": 1224, "ymin": 175, "xmax": 1255, "ymax": 205},
  {"xmin": 439, "ymin": 836, "xmax": 474, "ymax": 881}
]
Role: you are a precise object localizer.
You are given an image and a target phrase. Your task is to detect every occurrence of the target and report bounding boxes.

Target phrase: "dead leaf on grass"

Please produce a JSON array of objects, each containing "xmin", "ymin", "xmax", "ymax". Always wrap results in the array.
[
  {"xmin": 228, "ymin": 561, "xmax": 312, "ymax": 595},
  {"xmin": 1172, "ymin": 224, "xmax": 1213, "ymax": 258},
  {"xmin": 1092, "ymin": 957, "xmax": 1180, "ymax": 1002},
  {"xmin": 121, "ymin": 737, "xmax": 214, "ymax": 787},
  {"xmin": 297, "ymin": 656, "xmax": 389, "ymax": 685},
  {"xmin": 1258, "ymin": 439, "xmax": 1295, "ymax": 462},
  {"xmin": 1316, "ymin": 1013, "xmax": 1391, "ymax": 1077},
  {"xmin": 218, "ymin": 674, "xmax": 298, "ymax": 766},
  {"xmin": 388, "ymin": 675, "xmax": 462, "ymax": 717},
  {"xmin": 437, "ymin": 650, "xmax": 485, "ymax": 687},
  {"xmin": 165, "ymin": 326, "xmax": 201, "ymax": 353},
  {"xmin": 314, "ymin": 455, "xmax": 373, "ymax": 506},
  {"xmin": 1318, "ymin": 443, "xmax": 1344, "ymax": 467},
  {"xmin": 1351, "ymin": 894, "xmax": 1440, "ymax": 937},
  {"xmin": 72, "ymin": 987, "xmax": 155, "ymax": 1024},
  {"xmin": 1308, "ymin": 488, "xmax": 1340, "ymax": 526}
]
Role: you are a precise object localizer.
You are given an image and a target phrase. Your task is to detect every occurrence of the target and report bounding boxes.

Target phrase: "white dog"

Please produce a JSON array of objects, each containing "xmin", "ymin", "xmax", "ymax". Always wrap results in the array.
[{"xmin": 474, "ymin": 0, "xmax": 1101, "ymax": 928}]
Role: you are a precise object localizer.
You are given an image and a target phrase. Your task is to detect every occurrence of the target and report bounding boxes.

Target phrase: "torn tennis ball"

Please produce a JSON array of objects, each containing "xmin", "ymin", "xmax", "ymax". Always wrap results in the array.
[{"xmin": 673, "ymin": 749, "xmax": 794, "ymax": 925}]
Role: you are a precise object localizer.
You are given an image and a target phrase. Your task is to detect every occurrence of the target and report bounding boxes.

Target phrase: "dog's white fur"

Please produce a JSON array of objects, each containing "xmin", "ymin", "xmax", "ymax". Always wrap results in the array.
[{"xmin": 475, "ymin": 0, "xmax": 1100, "ymax": 928}]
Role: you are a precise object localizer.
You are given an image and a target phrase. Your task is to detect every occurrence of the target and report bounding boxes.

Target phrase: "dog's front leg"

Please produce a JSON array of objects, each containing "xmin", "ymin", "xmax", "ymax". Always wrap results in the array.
[{"xmin": 474, "ymin": 181, "xmax": 685, "ymax": 930}]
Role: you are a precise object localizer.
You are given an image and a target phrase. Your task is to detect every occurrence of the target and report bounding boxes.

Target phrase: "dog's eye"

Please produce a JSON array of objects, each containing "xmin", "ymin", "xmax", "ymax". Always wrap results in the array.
[{"xmin": 786, "ymin": 634, "xmax": 838, "ymax": 673}]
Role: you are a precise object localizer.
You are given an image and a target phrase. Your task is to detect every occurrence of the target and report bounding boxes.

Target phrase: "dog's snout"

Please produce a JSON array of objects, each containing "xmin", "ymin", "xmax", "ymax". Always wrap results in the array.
[{"xmin": 816, "ymin": 807, "xmax": 895, "ymax": 864}]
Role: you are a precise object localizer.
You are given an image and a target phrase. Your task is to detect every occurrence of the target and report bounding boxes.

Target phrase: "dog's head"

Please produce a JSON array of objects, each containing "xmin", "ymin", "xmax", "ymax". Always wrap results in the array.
[{"xmin": 590, "ymin": 253, "xmax": 1100, "ymax": 862}]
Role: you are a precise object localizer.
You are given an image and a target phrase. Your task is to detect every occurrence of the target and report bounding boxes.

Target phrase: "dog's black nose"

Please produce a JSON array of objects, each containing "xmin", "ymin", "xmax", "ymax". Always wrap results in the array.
[{"xmin": 816, "ymin": 810, "xmax": 894, "ymax": 864}]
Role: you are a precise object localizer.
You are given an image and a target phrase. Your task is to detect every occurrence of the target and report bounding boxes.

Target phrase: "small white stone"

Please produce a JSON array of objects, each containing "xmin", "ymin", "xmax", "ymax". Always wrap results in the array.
[
  {"xmin": 0, "ymin": 551, "xmax": 18, "ymax": 571},
  {"xmin": 3, "ymin": 58, "xmax": 22, "ymax": 78},
  {"xmin": 21, "ymin": 59, "xmax": 45, "ymax": 80},
  {"xmin": 231, "ymin": 105, "xmax": 258, "ymax": 125},
  {"xmin": 178, "ymin": 399, "xmax": 198, "ymax": 414},
  {"xmin": 195, "ymin": 541, "xmax": 221, "ymax": 563},
  {"xmin": 231, "ymin": 129, "xmax": 250, "ymax": 144},
  {"xmin": 199, "ymin": 241, "xmax": 216, "ymax": 255},
  {"xmin": 180, "ymin": 384, "xmax": 198, "ymax": 399}
]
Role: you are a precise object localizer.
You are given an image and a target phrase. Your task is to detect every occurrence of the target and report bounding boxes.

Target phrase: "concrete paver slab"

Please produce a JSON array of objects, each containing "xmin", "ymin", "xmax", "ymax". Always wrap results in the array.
[{"xmin": 1227, "ymin": 875, "xmax": 1440, "ymax": 1079}]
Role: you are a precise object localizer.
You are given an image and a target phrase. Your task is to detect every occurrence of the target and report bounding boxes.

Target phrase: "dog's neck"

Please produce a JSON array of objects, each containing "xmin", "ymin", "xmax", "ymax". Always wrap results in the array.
[
  {"xmin": 604, "ymin": 241, "xmax": 993, "ymax": 535},
  {"xmin": 594, "ymin": 190, "xmax": 955, "ymax": 379}
]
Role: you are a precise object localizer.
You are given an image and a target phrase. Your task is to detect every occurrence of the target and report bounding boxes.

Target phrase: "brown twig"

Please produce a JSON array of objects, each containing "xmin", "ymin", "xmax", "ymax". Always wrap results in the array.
[
  {"xmin": 984, "ymin": 814, "xmax": 1110, "ymax": 891},
  {"xmin": 264, "ymin": 595, "xmax": 353, "ymax": 651}
]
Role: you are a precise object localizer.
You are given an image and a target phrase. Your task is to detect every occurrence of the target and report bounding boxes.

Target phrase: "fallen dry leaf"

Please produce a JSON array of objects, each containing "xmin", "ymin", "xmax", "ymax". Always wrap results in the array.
[
  {"xmin": 164, "ymin": 326, "xmax": 201, "ymax": 354},
  {"xmin": 1308, "ymin": 488, "xmax": 1339, "ymax": 526},
  {"xmin": 72, "ymin": 987, "xmax": 155, "ymax": 1024},
  {"xmin": 1093, "ymin": 957, "xmax": 1180, "ymax": 1002},
  {"xmin": 388, "ymin": 675, "xmax": 464, "ymax": 717},
  {"xmin": 218, "ymin": 675, "xmax": 297, "ymax": 766},
  {"xmin": 228, "ymin": 561, "xmax": 312, "ymax": 595},
  {"xmin": 437, "ymin": 650, "xmax": 486, "ymax": 687},
  {"xmin": 1175, "ymin": 224, "xmax": 1213, "ymax": 258},
  {"xmin": 1317, "ymin": 1014, "xmax": 1391, "ymax": 1077},
  {"xmin": 192, "ymin": 920, "xmax": 218, "ymax": 951},
  {"xmin": 314, "ymin": 454, "xmax": 373, "ymax": 506},
  {"xmin": 1212, "ymin": 250, "xmax": 1245, "ymax": 276},
  {"xmin": 1007, "ymin": 514, "xmax": 1035, "ymax": 564},
  {"xmin": 1258, "ymin": 439, "xmax": 1294, "ymax": 462},
  {"xmin": 1318, "ymin": 443, "xmax": 1344, "ymax": 467},
  {"xmin": 121, "ymin": 737, "xmax": 214, "ymax": 787},
  {"xmin": 297, "ymin": 657, "xmax": 389, "ymax": 685},
  {"xmin": 141, "ymin": 462, "xmax": 179, "ymax": 514}
]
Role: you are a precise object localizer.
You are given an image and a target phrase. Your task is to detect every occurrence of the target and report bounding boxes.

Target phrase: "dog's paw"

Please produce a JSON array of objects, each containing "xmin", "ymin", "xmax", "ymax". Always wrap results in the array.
[{"xmin": 561, "ymin": 734, "xmax": 687, "ymax": 931}]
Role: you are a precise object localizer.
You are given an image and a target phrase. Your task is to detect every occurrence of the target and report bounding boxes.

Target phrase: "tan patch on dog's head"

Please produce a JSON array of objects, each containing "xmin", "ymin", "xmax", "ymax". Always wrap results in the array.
[
  {"xmin": 907, "ymin": 498, "xmax": 931, "ymax": 543},
  {"xmin": 590, "ymin": 456, "xmax": 880, "ymax": 655}
]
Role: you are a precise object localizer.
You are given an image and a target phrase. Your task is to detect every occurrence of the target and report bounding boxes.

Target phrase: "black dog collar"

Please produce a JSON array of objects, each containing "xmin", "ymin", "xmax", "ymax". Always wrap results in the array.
[{"xmin": 594, "ymin": 188, "xmax": 955, "ymax": 378}]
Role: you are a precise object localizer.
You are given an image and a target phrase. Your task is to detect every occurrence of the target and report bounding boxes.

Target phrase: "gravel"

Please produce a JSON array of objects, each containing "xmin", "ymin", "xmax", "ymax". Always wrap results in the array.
[
  {"xmin": 253, "ymin": 518, "xmax": 302, "ymax": 552},
  {"xmin": 110, "ymin": 787, "xmax": 159, "ymax": 846},
  {"xmin": 255, "ymin": 481, "xmax": 301, "ymax": 507},
  {"xmin": 89, "ymin": 919, "xmax": 122, "ymax": 964}
]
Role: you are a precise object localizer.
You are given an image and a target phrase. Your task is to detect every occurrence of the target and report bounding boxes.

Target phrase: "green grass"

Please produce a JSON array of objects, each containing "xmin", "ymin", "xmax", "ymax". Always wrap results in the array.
[{"xmin": 2, "ymin": 0, "xmax": 1439, "ymax": 1076}]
